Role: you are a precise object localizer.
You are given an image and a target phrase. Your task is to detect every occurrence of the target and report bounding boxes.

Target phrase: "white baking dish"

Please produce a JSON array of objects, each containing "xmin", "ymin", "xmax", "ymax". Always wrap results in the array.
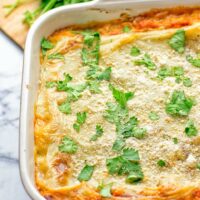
[{"xmin": 20, "ymin": 0, "xmax": 200, "ymax": 199}]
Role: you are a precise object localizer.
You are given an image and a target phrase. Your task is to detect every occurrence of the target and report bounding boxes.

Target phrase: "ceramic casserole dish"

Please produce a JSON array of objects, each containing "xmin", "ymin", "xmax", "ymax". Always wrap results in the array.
[{"xmin": 20, "ymin": 0, "xmax": 200, "ymax": 199}]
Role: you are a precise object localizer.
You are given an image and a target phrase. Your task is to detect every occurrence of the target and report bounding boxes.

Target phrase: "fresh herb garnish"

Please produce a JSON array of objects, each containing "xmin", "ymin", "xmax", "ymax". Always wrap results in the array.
[
  {"xmin": 168, "ymin": 29, "xmax": 186, "ymax": 53},
  {"xmin": 134, "ymin": 53, "xmax": 156, "ymax": 70},
  {"xmin": 165, "ymin": 90, "xmax": 194, "ymax": 116},
  {"xmin": 185, "ymin": 120, "xmax": 198, "ymax": 137},
  {"xmin": 122, "ymin": 148, "xmax": 140, "ymax": 162},
  {"xmin": 81, "ymin": 31, "xmax": 112, "ymax": 96},
  {"xmin": 67, "ymin": 84, "xmax": 87, "ymax": 102},
  {"xmin": 47, "ymin": 53, "xmax": 65, "ymax": 61},
  {"xmin": 106, "ymin": 148, "xmax": 143, "ymax": 183},
  {"xmin": 116, "ymin": 116, "xmax": 146, "ymax": 139},
  {"xmin": 109, "ymin": 84, "xmax": 134, "ymax": 108},
  {"xmin": 45, "ymin": 81, "xmax": 57, "ymax": 88},
  {"xmin": 82, "ymin": 32, "xmax": 100, "ymax": 66},
  {"xmin": 173, "ymin": 137, "xmax": 178, "ymax": 144},
  {"xmin": 123, "ymin": 26, "xmax": 131, "ymax": 33},
  {"xmin": 78, "ymin": 164, "xmax": 94, "ymax": 181},
  {"xmin": 56, "ymin": 73, "xmax": 73, "ymax": 91},
  {"xmin": 21, "ymin": 0, "xmax": 93, "ymax": 26},
  {"xmin": 183, "ymin": 77, "xmax": 192, "ymax": 87},
  {"xmin": 131, "ymin": 46, "xmax": 141, "ymax": 56},
  {"xmin": 90, "ymin": 125, "xmax": 104, "ymax": 141},
  {"xmin": 126, "ymin": 171, "xmax": 144, "ymax": 184},
  {"xmin": 158, "ymin": 67, "xmax": 172, "ymax": 80},
  {"xmin": 196, "ymin": 163, "xmax": 200, "ymax": 170},
  {"xmin": 157, "ymin": 160, "xmax": 166, "ymax": 167},
  {"xmin": 41, "ymin": 37, "xmax": 54, "ymax": 56},
  {"xmin": 58, "ymin": 101, "xmax": 71, "ymax": 114},
  {"xmin": 148, "ymin": 111, "xmax": 159, "ymax": 121},
  {"xmin": 98, "ymin": 183, "xmax": 113, "ymax": 198},
  {"xmin": 131, "ymin": 127, "xmax": 147, "ymax": 139},
  {"xmin": 58, "ymin": 136, "xmax": 78, "ymax": 153},
  {"xmin": 47, "ymin": 74, "xmax": 87, "ymax": 115},
  {"xmin": 116, "ymin": 116, "xmax": 137, "ymax": 137},
  {"xmin": 186, "ymin": 55, "xmax": 200, "ymax": 68},
  {"xmin": 73, "ymin": 112, "xmax": 87, "ymax": 132},
  {"xmin": 3, "ymin": 1, "xmax": 21, "ymax": 17},
  {"xmin": 104, "ymin": 102, "xmax": 128, "ymax": 124},
  {"xmin": 158, "ymin": 66, "xmax": 192, "ymax": 87},
  {"xmin": 87, "ymin": 80, "xmax": 101, "ymax": 93},
  {"xmin": 97, "ymin": 67, "xmax": 112, "ymax": 81},
  {"xmin": 112, "ymin": 137, "xmax": 125, "ymax": 152}
]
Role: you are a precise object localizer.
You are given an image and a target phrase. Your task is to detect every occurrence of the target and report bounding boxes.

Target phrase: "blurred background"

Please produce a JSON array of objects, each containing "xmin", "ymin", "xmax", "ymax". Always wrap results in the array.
[{"xmin": 0, "ymin": 31, "xmax": 30, "ymax": 199}]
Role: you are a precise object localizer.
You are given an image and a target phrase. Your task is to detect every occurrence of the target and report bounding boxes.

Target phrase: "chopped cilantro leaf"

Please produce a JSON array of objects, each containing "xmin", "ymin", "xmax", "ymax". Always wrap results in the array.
[
  {"xmin": 149, "ymin": 111, "xmax": 159, "ymax": 121},
  {"xmin": 104, "ymin": 102, "xmax": 128, "ymax": 124},
  {"xmin": 126, "ymin": 170, "xmax": 144, "ymax": 184},
  {"xmin": 158, "ymin": 66, "xmax": 184, "ymax": 80},
  {"xmin": 77, "ymin": 111, "xmax": 87, "ymax": 124},
  {"xmin": 106, "ymin": 148, "xmax": 143, "ymax": 183},
  {"xmin": 157, "ymin": 160, "xmax": 166, "ymax": 167},
  {"xmin": 132, "ymin": 127, "xmax": 146, "ymax": 139},
  {"xmin": 56, "ymin": 73, "xmax": 72, "ymax": 91},
  {"xmin": 130, "ymin": 46, "xmax": 141, "ymax": 56},
  {"xmin": 97, "ymin": 67, "xmax": 112, "ymax": 81},
  {"xmin": 183, "ymin": 77, "xmax": 192, "ymax": 87},
  {"xmin": 168, "ymin": 29, "xmax": 186, "ymax": 53},
  {"xmin": 58, "ymin": 136, "xmax": 78, "ymax": 153},
  {"xmin": 196, "ymin": 163, "xmax": 200, "ymax": 170},
  {"xmin": 123, "ymin": 26, "xmax": 131, "ymax": 33},
  {"xmin": 87, "ymin": 80, "xmax": 101, "ymax": 93},
  {"xmin": 116, "ymin": 116, "xmax": 146, "ymax": 139},
  {"xmin": 90, "ymin": 125, "xmax": 104, "ymax": 141},
  {"xmin": 73, "ymin": 123, "xmax": 80, "ymax": 132},
  {"xmin": 58, "ymin": 101, "xmax": 71, "ymax": 114},
  {"xmin": 117, "ymin": 116, "xmax": 138, "ymax": 138},
  {"xmin": 81, "ymin": 32, "xmax": 100, "ymax": 66},
  {"xmin": 23, "ymin": 0, "xmax": 93, "ymax": 26},
  {"xmin": 173, "ymin": 66, "xmax": 184, "ymax": 76},
  {"xmin": 158, "ymin": 67, "xmax": 172, "ymax": 80},
  {"xmin": 73, "ymin": 112, "xmax": 87, "ymax": 132},
  {"xmin": 106, "ymin": 156, "xmax": 124, "ymax": 175},
  {"xmin": 86, "ymin": 64, "xmax": 99, "ymax": 80},
  {"xmin": 173, "ymin": 137, "xmax": 178, "ymax": 144},
  {"xmin": 23, "ymin": 10, "xmax": 38, "ymax": 26},
  {"xmin": 47, "ymin": 53, "xmax": 64, "ymax": 60},
  {"xmin": 99, "ymin": 183, "xmax": 113, "ymax": 198},
  {"xmin": 109, "ymin": 84, "xmax": 134, "ymax": 108},
  {"xmin": 185, "ymin": 120, "xmax": 198, "ymax": 137},
  {"xmin": 165, "ymin": 90, "xmax": 194, "ymax": 116},
  {"xmin": 45, "ymin": 81, "xmax": 57, "ymax": 88},
  {"xmin": 78, "ymin": 165, "xmax": 94, "ymax": 181},
  {"xmin": 41, "ymin": 37, "xmax": 54, "ymax": 56},
  {"xmin": 122, "ymin": 148, "xmax": 140, "ymax": 162},
  {"xmin": 186, "ymin": 55, "xmax": 200, "ymax": 68},
  {"xmin": 134, "ymin": 53, "xmax": 156, "ymax": 70},
  {"xmin": 112, "ymin": 137, "xmax": 125, "ymax": 152},
  {"xmin": 158, "ymin": 66, "xmax": 192, "ymax": 87},
  {"xmin": 67, "ymin": 83, "xmax": 87, "ymax": 102}
]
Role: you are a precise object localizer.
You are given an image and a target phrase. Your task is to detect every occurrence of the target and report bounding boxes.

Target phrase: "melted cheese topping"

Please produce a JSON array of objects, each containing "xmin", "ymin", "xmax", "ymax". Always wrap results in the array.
[{"xmin": 35, "ymin": 11, "xmax": 200, "ymax": 200}]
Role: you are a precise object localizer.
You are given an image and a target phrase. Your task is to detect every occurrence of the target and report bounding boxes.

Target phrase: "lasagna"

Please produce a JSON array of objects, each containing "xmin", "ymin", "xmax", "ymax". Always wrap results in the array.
[{"xmin": 35, "ymin": 7, "xmax": 200, "ymax": 200}]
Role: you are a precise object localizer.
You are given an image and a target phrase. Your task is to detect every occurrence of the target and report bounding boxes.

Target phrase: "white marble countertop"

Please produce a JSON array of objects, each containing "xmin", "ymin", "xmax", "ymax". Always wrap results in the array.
[{"xmin": 0, "ymin": 31, "xmax": 30, "ymax": 200}]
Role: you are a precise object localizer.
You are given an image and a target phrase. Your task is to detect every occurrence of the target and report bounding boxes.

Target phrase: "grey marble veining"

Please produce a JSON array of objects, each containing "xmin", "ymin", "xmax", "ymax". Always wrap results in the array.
[{"xmin": 0, "ymin": 31, "xmax": 30, "ymax": 200}]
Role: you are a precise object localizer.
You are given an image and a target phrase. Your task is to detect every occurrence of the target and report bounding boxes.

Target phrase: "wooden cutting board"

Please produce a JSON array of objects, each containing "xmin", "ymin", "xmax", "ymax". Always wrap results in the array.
[{"xmin": 0, "ymin": 0, "xmax": 39, "ymax": 48}]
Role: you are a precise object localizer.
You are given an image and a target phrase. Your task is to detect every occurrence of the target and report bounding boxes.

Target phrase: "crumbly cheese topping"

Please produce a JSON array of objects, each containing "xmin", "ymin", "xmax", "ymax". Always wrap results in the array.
[{"xmin": 35, "ymin": 25, "xmax": 200, "ymax": 194}]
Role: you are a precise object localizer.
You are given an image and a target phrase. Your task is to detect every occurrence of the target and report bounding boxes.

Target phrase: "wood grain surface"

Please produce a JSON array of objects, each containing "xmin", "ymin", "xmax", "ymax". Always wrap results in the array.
[{"xmin": 0, "ymin": 0, "xmax": 39, "ymax": 48}]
